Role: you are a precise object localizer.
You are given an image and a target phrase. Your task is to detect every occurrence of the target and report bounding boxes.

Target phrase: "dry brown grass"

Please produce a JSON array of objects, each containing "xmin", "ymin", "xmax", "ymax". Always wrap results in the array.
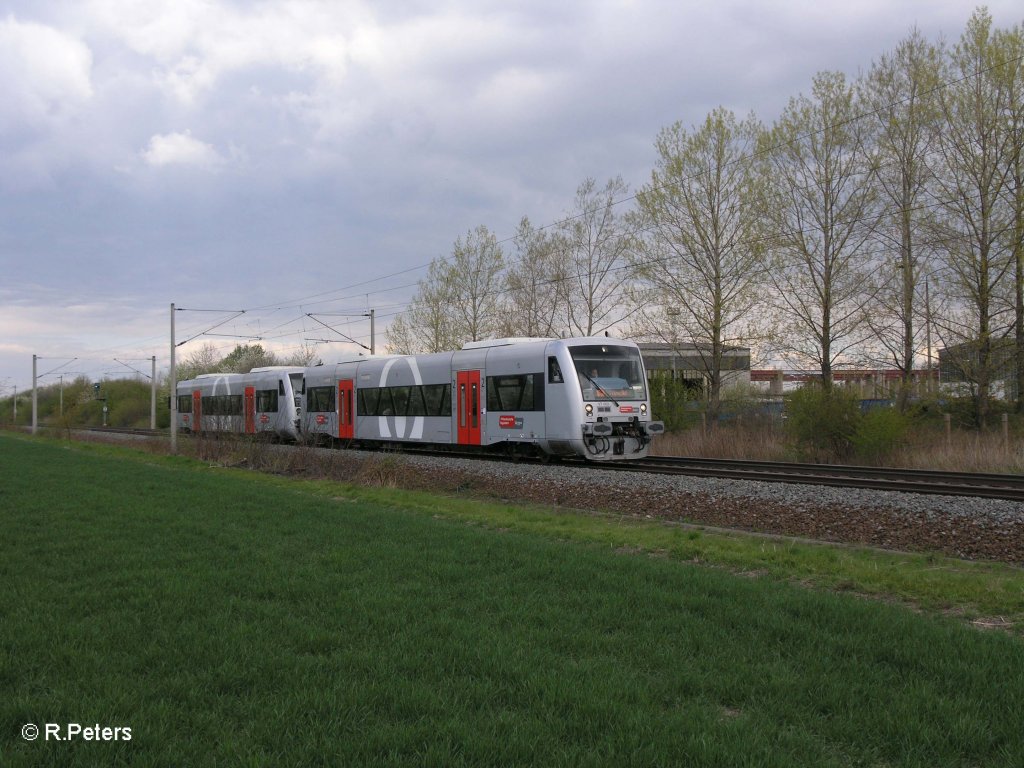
[
  {"xmin": 652, "ymin": 421, "xmax": 1024, "ymax": 473},
  {"xmin": 651, "ymin": 422, "xmax": 792, "ymax": 462},
  {"xmin": 891, "ymin": 427, "xmax": 1024, "ymax": 473}
]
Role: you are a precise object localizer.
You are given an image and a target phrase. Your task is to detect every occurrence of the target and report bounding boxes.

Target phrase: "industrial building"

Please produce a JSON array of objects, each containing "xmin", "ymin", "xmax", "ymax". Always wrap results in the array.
[{"xmin": 638, "ymin": 343, "xmax": 751, "ymax": 397}]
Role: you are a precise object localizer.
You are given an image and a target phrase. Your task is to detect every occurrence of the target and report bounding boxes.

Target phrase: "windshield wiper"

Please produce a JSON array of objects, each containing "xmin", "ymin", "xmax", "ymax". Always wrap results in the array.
[{"xmin": 579, "ymin": 371, "xmax": 619, "ymax": 406}]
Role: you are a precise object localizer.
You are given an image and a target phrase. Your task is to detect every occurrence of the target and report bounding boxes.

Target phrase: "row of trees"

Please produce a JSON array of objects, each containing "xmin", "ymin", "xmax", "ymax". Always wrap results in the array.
[
  {"xmin": 386, "ymin": 9, "xmax": 1023, "ymax": 427},
  {"xmin": 175, "ymin": 343, "xmax": 318, "ymax": 381},
  {"xmin": 0, "ymin": 377, "xmax": 170, "ymax": 430}
]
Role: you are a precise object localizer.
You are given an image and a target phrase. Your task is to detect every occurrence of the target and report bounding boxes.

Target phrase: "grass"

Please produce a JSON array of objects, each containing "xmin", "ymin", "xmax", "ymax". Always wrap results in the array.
[{"xmin": 2, "ymin": 433, "xmax": 1024, "ymax": 766}]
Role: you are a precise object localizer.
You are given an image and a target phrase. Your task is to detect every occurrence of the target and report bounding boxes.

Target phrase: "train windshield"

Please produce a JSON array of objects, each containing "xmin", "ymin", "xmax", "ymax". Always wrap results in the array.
[{"xmin": 569, "ymin": 345, "xmax": 647, "ymax": 401}]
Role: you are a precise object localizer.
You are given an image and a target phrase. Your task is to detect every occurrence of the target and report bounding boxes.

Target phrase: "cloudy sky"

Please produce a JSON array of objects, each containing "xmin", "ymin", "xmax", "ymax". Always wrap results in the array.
[{"xmin": 1, "ymin": 0, "xmax": 1021, "ymax": 392}]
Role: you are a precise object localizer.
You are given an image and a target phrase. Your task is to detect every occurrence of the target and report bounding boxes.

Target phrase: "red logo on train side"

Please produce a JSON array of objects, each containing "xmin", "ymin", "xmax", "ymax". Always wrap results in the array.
[
  {"xmin": 316, "ymin": 414, "xmax": 327, "ymax": 425},
  {"xmin": 260, "ymin": 414, "xmax": 270, "ymax": 423},
  {"xmin": 618, "ymin": 406, "xmax": 634, "ymax": 414},
  {"xmin": 498, "ymin": 415, "xmax": 517, "ymax": 428}
]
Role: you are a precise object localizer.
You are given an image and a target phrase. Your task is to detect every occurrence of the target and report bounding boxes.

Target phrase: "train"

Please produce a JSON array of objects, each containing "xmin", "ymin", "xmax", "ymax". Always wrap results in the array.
[{"xmin": 175, "ymin": 337, "xmax": 665, "ymax": 461}]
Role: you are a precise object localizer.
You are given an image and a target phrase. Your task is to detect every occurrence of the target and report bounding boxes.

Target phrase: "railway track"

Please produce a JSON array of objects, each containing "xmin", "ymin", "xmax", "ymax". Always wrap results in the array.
[
  {"xmin": 68, "ymin": 427, "xmax": 1024, "ymax": 502},
  {"xmin": 91, "ymin": 426, "xmax": 164, "ymax": 436},
  {"xmin": 587, "ymin": 455, "xmax": 1024, "ymax": 502}
]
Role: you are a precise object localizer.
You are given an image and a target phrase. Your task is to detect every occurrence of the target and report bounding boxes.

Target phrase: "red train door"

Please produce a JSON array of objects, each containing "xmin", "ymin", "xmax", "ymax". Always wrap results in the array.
[
  {"xmin": 192, "ymin": 390, "xmax": 202, "ymax": 428},
  {"xmin": 456, "ymin": 370, "xmax": 481, "ymax": 446},
  {"xmin": 244, "ymin": 386, "xmax": 256, "ymax": 434},
  {"xmin": 337, "ymin": 379, "xmax": 354, "ymax": 439}
]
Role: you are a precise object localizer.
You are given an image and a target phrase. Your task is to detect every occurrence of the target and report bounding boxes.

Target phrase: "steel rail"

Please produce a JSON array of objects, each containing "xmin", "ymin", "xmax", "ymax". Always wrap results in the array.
[{"xmin": 584, "ymin": 456, "xmax": 1024, "ymax": 502}]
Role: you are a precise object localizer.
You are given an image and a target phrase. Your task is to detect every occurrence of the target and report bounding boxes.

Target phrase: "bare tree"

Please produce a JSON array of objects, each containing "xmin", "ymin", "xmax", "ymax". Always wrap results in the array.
[
  {"xmin": 631, "ymin": 108, "xmax": 768, "ymax": 423},
  {"xmin": 385, "ymin": 260, "xmax": 458, "ymax": 354},
  {"xmin": 176, "ymin": 342, "xmax": 222, "ymax": 380},
  {"xmin": 932, "ymin": 8, "xmax": 1016, "ymax": 427},
  {"xmin": 448, "ymin": 225, "xmax": 506, "ymax": 343},
  {"xmin": 861, "ymin": 28, "xmax": 944, "ymax": 409},
  {"xmin": 558, "ymin": 176, "xmax": 638, "ymax": 336},
  {"xmin": 501, "ymin": 217, "xmax": 566, "ymax": 338},
  {"xmin": 384, "ymin": 313, "xmax": 416, "ymax": 355},
  {"xmin": 282, "ymin": 343, "xmax": 321, "ymax": 366},
  {"xmin": 219, "ymin": 344, "xmax": 279, "ymax": 373},
  {"xmin": 385, "ymin": 225, "xmax": 505, "ymax": 353},
  {"xmin": 760, "ymin": 70, "xmax": 881, "ymax": 389},
  {"xmin": 993, "ymin": 22, "xmax": 1024, "ymax": 411}
]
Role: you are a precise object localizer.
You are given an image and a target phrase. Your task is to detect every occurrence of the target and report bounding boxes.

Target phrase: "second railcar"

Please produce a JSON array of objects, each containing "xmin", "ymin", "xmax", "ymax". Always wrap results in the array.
[{"xmin": 176, "ymin": 366, "xmax": 305, "ymax": 440}]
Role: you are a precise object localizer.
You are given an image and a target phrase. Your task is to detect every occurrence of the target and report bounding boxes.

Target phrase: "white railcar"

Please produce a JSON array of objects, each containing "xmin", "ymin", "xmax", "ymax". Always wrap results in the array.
[
  {"xmin": 176, "ymin": 367, "xmax": 305, "ymax": 440},
  {"xmin": 302, "ymin": 337, "xmax": 664, "ymax": 460}
]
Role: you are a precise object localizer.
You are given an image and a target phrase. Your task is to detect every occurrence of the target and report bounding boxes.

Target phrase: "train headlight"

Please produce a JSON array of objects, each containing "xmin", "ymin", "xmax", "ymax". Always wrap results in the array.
[
  {"xmin": 585, "ymin": 403, "xmax": 593, "ymax": 416},
  {"xmin": 640, "ymin": 403, "xmax": 647, "ymax": 414}
]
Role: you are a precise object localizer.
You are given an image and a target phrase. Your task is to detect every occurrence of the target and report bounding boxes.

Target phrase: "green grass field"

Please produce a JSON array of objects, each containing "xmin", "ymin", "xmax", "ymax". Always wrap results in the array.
[{"xmin": 2, "ymin": 434, "xmax": 1023, "ymax": 766}]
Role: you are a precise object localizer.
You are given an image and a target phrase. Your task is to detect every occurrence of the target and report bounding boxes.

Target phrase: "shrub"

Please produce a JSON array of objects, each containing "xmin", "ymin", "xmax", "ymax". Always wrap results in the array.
[
  {"xmin": 785, "ymin": 386, "xmax": 861, "ymax": 462},
  {"xmin": 648, "ymin": 376, "xmax": 704, "ymax": 432},
  {"xmin": 851, "ymin": 407, "xmax": 909, "ymax": 463}
]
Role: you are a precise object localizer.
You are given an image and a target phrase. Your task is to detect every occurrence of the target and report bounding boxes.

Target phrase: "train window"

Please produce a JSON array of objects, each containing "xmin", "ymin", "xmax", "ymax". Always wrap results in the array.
[
  {"xmin": 307, "ymin": 386, "xmax": 335, "ymax": 413},
  {"xmin": 422, "ymin": 384, "xmax": 449, "ymax": 416},
  {"xmin": 377, "ymin": 388, "xmax": 395, "ymax": 416},
  {"xmin": 357, "ymin": 388, "xmax": 373, "ymax": 416},
  {"xmin": 390, "ymin": 386, "xmax": 411, "ymax": 416},
  {"xmin": 440, "ymin": 384, "xmax": 452, "ymax": 416},
  {"xmin": 407, "ymin": 386, "xmax": 427, "ymax": 416},
  {"xmin": 201, "ymin": 395, "xmax": 242, "ymax": 415},
  {"xmin": 470, "ymin": 384, "xmax": 478, "ymax": 428},
  {"xmin": 569, "ymin": 345, "xmax": 648, "ymax": 401},
  {"xmin": 486, "ymin": 374, "xmax": 543, "ymax": 411},
  {"xmin": 548, "ymin": 357, "xmax": 563, "ymax": 384},
  {"xmin": 256, "ymin": 389, "xmax": 279, "ymax": 413},
  {"xmin": 177, "ymin": 395, "xmax": 192, "ymax": 413},
  {"xmin": 358, "ymin": 384, "xmax": 450, "ymax": 418},
  {"xmin": 278, "ymin": 380, "xmax": 285, "ymax": 396}
]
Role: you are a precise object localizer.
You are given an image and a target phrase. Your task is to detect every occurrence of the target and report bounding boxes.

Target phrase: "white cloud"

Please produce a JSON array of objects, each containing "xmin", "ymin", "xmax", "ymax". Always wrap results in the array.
[
  {"xmin": 86, "ymin": 0, "xmax": 361, "ymax": 104},
  {"xmin": 141, "ymin": 130, "xmax": 223, "ymax": 168},
  {"xmin": 0, "ymin": 15, "xmax": 93, "ymax": 131}
]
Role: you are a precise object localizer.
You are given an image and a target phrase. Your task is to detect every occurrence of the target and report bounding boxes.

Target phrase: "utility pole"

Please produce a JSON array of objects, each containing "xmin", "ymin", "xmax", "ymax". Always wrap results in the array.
[
  {"xmin": 369, "ymin": 308, "xmax": 375, "ymax": 355},
  {"xmin": 151, "ymin": 356, "xmax": 156, "ymax": 430},
  {"xmin": 925, "ymin": 277, "xmax": 933, "ymax": 394},
  {"xmin": 170, "ymin": 303, "xmax": 177, "ymax": 453},
  {"xmin": 31, "ymin": 354, "xmax": 37, "ymax": 435}
]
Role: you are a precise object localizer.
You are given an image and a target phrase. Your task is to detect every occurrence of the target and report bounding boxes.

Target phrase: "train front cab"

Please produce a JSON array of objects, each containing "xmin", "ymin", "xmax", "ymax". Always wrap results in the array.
[
  {"xmin": 248, "ymin": 367, "xmax": 305, "ymax": 440},
  {"xmin": 544, "ymin": 339, "xmax": 664, "ymax": 460}
]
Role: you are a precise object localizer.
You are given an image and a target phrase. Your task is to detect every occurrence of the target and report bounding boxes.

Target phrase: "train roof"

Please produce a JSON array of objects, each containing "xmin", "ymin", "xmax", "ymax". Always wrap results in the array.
[{"xmin": 461, "ymin": 337, "xmax": 554, "ymax": 350}]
